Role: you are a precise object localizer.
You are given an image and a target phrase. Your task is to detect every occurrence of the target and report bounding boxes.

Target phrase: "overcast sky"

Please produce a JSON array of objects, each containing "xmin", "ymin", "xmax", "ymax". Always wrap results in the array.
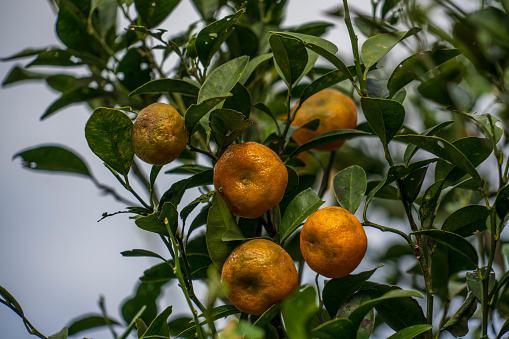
[{"xmin": 0, "ymin": 1, "xmax": 390, "ymax": 338}]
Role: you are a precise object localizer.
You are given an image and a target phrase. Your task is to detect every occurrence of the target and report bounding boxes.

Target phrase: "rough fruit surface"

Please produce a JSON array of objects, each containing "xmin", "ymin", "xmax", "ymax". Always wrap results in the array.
[
  {"xmin": 131, "ymin": 102, "xmax": 187, "ymax": 165},
  {"xmin": 291, "ymin": 88, "xmax": 357, "ymax": 151},
  {"xmin": 221, "ymin": 239, "xmax": 298, "ymax": 315},
  {"xmin": 300, "ymin": 206, "xmax": 367, "ymax": 278},
  {"xmin": 213, "ymin": 142, "xmax": 288, "ymax": 219}
]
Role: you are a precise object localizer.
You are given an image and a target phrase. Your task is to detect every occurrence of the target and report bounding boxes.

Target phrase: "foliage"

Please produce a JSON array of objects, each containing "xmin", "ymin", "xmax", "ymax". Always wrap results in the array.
[{"xmin": 3, "ymin": 0, "xmax": 509, "ymax": 338}]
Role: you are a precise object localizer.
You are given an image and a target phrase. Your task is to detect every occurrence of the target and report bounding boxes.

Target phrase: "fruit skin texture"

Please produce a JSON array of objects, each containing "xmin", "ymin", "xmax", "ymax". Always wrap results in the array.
[
  {"xmin": 300, "ymin": 206, "xmax": 367, "ymax": 279},
  {"xmin": 291, "ymin": 88, "xmax": 357, "ymax": 151},
  {"xmin": 221, "ymin": 239, "xmax": 298, "ymax": 315},
  {"xmin": 131, "ymin": 102, "xmax": 188, "ymax": 165},
  {"xmin": 213, "ymin": 142, "xmax": 288, "ymax": 219}
]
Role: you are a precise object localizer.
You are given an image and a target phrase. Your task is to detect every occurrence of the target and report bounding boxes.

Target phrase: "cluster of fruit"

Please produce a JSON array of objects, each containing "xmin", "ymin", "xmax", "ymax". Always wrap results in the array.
[{"xmin": 131, "ymin": 89, "xmax": 367, "ymax": 316}]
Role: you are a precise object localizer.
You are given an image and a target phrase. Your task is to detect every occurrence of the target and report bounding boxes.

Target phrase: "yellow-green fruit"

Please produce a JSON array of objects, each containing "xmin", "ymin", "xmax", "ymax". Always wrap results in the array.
[{"xmin": 132, "ymin": 103, "xmax": 188, "ymax": 165}]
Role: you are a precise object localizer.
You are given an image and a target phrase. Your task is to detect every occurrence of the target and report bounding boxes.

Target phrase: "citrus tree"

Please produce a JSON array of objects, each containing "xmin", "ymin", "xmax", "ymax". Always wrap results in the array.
[{"xmin": 2, "ymin": 0, "xmax": 509, "ymax": 338}]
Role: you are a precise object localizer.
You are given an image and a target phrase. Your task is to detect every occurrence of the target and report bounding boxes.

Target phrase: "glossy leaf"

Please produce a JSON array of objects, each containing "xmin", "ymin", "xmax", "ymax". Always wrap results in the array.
[
  {"xmin": 360, "ymin": 97, "xmax": 405, "ymax": 145},
  {"xmin": 282, "ymin": 286, "xmax": 318, "ymax": 339},
  {"xmin": 135, "ymin": 0, "xmax": 180, "ymax": 28},
  {"xmin": 239, "ymin": 53, "xmax": 273, "ymax": 85},
  {"xmin": 85, "ymin": 108, "xmax": 134, "ymax": 177},
  {"xmin": 223, "ymin": 82, "xmax": 252, "ymax": 118},
  {"xmin": 440, "ymin": 292, "xmax": 477, "ymax": 337},
  {"xmin": 333, "ymin": 165, "xmax": 367, "ymax": 214},
  {"xmin": 387, "ymin": 49, "xmax": 460, "ymax": 96},
  {"xmin": 277, "ymin": 32, "xmax": 337, "ymax": 54},
  {"xmin": 387, "ymin": 324, "xmax": 433, "ymax": 339},
  {"xmin": 305, "ymin": 42, "xmax": 356, "ymax": 84},
  {"xmin": 289, "ymin": 130, "xmax": 371, "ymax": 157},
  {"xmin": 196, "ymin": 9, "xmax": 243, "ymax": 68},
  {"xmin": 197, "ymin": 56, "xmax": 249, "ymax": 104},
  {"xmin": 41, "ymin": 87, "xmax": 108, "ymax": 120},
  {"xmin": 311, "ymin": 318, "xmax": 355, "ymax": 339},
  {"xmin": 495, "ymin": 185, "xmax": 509, "ymax": 219},
  {"xmin": 209, "ymin": 109, "xmax": 252, "ymax": 151},
  {"xmin": 412, "ymin": 230, "xmax": 478, "ymax": 266},
  {"xmin": 395, "ymin": 134, "xmax": 482, "ymax": 186},
  {"xmin": 185, "ymin": 95, "xmax": 231, "ymax": 135},
  {"xmin": 280, "ymin": 188, "xmax": 325, "ymax": 242},
  {"xmin": 269, "ymin": 33, "xmax": 308, "ymax": 86},
  {"xmin": 361, "ymin": 28, "xmax": 421, "ymax": 70},
  {"xmin": 206, "ymin": 193, "xmax": 243, "ymax": 269},
  {"xmin": 14, "ymin": 145, "xmax": 91, "ymax": 177},
  {"xmin": 56, "ymin": 0, "xmax": 98, "ymax": 55},
  {"xmin": 442, "ymin": 205, "xmax": 489, "ymax": 237},
  {"xmin": 130, "ymin": 78, "xmax": 199, "ymax": 97},
  {"xmin": 323, "ymin": 265, "xmax": 382, "ymax": 317},
  {"xmin": 67, "ymin": 315, "xmax": 120, "ymax": 336}
]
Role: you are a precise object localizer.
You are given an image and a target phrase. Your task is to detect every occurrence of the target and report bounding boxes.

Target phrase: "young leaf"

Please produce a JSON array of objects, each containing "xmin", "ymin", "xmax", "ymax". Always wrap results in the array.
[
  {"xmin": 360, "ymin": 97, "xmax": 405, "ymax": 146},
  {"xmin": 14, "ymin": 145, "xmax": 91, "ymax": 177},
  {"xmin": 323, "ymin": 265, "xmax": 382, "ymax": 317},
  {"xmin": 85, "ymin": 108, "xmax": 134, "ymax": 177},
  {"xmin": 197, "ymin": 56, "xmax": 249, "ymax": 104},
  {"xmin": 442, "ymin": 205, "xmax": 489, "ymax": 237},
  {"xmin": 209, "ymin": 109, "xmax": 253, "ymax": 151},
  {"xmin": 333, "ymin": 165, "xmax": 367, "ymax": 214},
  {"xmin": 135, "ymin": 0, "xmax": 181, "ymax": 29},
  {"xmin": 129, "ymin": 78, "xmax": 200, "ymax": 97},
  {"xmin": 395, "ymin": 134, "xmax": 483, "ymax": 186},
  {"xmin": 412, "ymin": 230, "xmax": 479, "ymax": 266},
  {"xmin": 387, "ymin": 324, "xmax": 433, "ymax": 339},
  {"xmin": 387, "ymin": 49, "xmax": 460, "ymax": 96},
  {"xmin": 282, "ymin": 286, "xmax": 318, "ymax": 339},
  {"xmin": 311, "ymin": 318, "xmax": 355, "ymax": 339},
  {"xmin": 361, "ymin": 28, "xmax": 421, "ymax": 71},
  {"xmin": 206, "ymin": 193, "xmax": 243, "ymax": 269},
  {"xmin": 279, "ymin": 188, "xmax": 325, "ymax": 242},
  {"xmin": 67, "ymin": 315, "xmax": 120, "ymax": 336},
  {"xmin": 269, "ymin": 33, "xmax": 308, "ymax": 87}
]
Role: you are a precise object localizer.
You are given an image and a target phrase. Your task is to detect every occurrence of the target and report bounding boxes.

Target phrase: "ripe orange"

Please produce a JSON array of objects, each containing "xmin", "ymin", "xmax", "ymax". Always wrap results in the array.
[
  {"xmin": 131, "ymin": 102, "xmax": 188, "ymax": 165},
  {"xmin": 213, "ymin": 142, "xmax": 288, "ymax": 219},
  {"xmin": 300, "ymin": 206, "xmax": 367, "ymax": 278},
  {"xmin": 291, "ymin": 88, "xmax": 357, "ymax": 151},
  {"xmin": 221, "ymin": 239, "xmax": 298, "ymax": 315}
]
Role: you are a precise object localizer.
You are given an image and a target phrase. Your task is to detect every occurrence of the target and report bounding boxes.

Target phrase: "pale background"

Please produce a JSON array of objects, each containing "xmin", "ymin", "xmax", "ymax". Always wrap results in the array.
[{"xmin": 0, "ymin": 0, "xmax": 429, "ymax": 338}]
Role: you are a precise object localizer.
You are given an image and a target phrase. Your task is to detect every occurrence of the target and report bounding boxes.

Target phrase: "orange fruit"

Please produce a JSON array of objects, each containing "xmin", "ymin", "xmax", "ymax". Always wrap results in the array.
[
  {"xmin": 221, "ymin": 239, "xmax": 298, "ymax": 315},
  {"xmin": 131, "ymin": 102, "xmax": 188, "ymax": 165},
  {"xmin": 291, "ymin": 88, "xmax": 357, "ymax": 151},
  {"xmin": 213, "ymin": 142, "xmax": 288, "ymax": 219},
  {"xmin": 300, "ymin": 206, "xmax": 367, "ymax": 278}
]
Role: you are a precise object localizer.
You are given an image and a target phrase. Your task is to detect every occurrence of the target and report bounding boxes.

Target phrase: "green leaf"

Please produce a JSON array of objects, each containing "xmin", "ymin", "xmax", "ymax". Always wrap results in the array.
[
  {"xmin": 278, "ymin": 32, "xmax": 337, "ymax": 54},
  {"xmin": 2, "ymin": 66, "xmax": 49, "ymax": 86},
  {"xmin": 495, "ymin": 185, "xmax": 509, "ymax": 219},
  {"xmin": 85, "ymin": 108, "xmax": 134, "ymax": 177},
  {"xmin": 181, "ymin": 190, "xmax": 214, "ymax": 226},
  {"xmin": 121, "ymin": 249, "xmax": 166, "ymax": 261},
  {"xmin": 1, "ymin": 47, "xmax": 48, "ymax": 61},
  {"xmin": 336, "ymin": 292, "xmax": 374, "ymax": 339},
  {"xmin": 140, "ymin": 306, "xmax": 172, "ymax": 338},
  {"xmin": 280, "ymin": 188, "xmax": 325, "ymax": 242},
  {"xmin": 41, "ymin": 87, "xmax": 108, "ymax": 120},
  {"xmin": 468, "ymin": 113, "xmax": 504, "ymax": 144},
  {"xmin": 304, "ymin": 42, "xmax": 356, "ymax": 85},
  {"xmin": 140, "ymin": 254, "xmax": 211, "ymax": 283},
  {"xmin": 269, "ymin": 33, "xmax": 308, "ymax": 87},
  {"xmin": 412, "ymin": 230, "xmax": 478, "ymax": 266},
  {"xmin": 349, "ymin": 289, "xmax": 424, "ymax": 334},
  {"xmin": 311, "ymin": 318, "xmax": 355, "ymax": 339},
  {"xmin": 333, "ymin": 165, "xmax": 367, "ymax": 214},
  {"xmin": 466, "ymin": 268, "xmax": 495, "ymax": 300},
  {"xmin": 223, "ymin": 82, "xmax": 252, "ymax": 118},
  {"xmin": 387, "ymin": 324, "xmax": 433, "ymax": 339},
  {"xmin": 198, "ymin": 56, "xmax": 249, "ymax": 104},
  {"xmin": 158, "ymin": 170, "xmax": 213, "ymax": 209},
  {"xmin": 48, "ymin": 327, "xmax": 68, "ymax": 339},
  {"xmin": 130, "ymin": 79, "xmax": 199, "ymax": 97},
  {"xmin": 401, "ymin": 166, "xmax": 427, "ymax": 203},
  {"xmin": 323, "ymin": 265, "xmax": 382, "ymax": 317},
  {"xmin": 440, "ymin": 292, "xmax": 477, "ymax": 337},
  {"xmin": 185, "ymin": 95, "xmax": 231, "ymax": 135},
  {"xmin": 497, "ymin": 317, "xmax": 509, "ymax": 339},
  {"xmin": 135, "ymin": 203, "xmax": 178, "ymax": 236},
  {"xmin": 252, "ymin": 304, "xmax": 280, "ymax": 328},
  {"xmin": 289, "ymin": 130, "xmax": 371, "ymax": 157},
  {"xmin": 403, "ymin": 121, "xmax": 454, "ymax": 165},
  {"xmin": 14, "ymin": 145, "xmax": 91, "ymax": 177},
  {"xmin": 0, "ymin": 284, "xmax": 24, "ymax": 315},
  {"xmin": 209, "ymin": 109, "xmax": 253, "ymax": 151},
  {"xmin": 135, "ymin": 0, "xmax": 181, "ymax": 28},
  {"xmin": 418, "ymin": 180, "xmax": 444, "ymax": 222},
  {"xmin": 387, "ymin": 49, "xmax": 460, "ymax": 96},
  {"xmin": 196, "ymin": 9, "xmax": 243, "ymax": 68},
  {"xmin": 395, "ymin": 134, "xmax": 483, "ymax": 186},
  {"xmin": 67, "ymin": 315, "xmax": 120, "ymax": 336},
  {"xmin": 239, "ymin": 53, "xmax": 273, "ymax": 85},
  {"xmin": 285, "ymin": 166, "xmax": 299, "ymax": 195},
  {"xmin": 282, "ymin": 286, "xmax": 318, "ymax": 339},
  {"xmin": 360, "ymin": 97, "xmax": 405, "ymax": 145},
  {"xmin": 361, "ymin": 28, "xmax": 421, "ymax": 70},
  {"xmin": 206, "ymin": 193, "xmax": 243, "ymax": 269},
  {"xmin": 177, "ymin": 305, "xmax": 240, "ymax": 337},
  {"xmin": 442, "ymin": 205, "xmax": 489, "ymax": 237}
]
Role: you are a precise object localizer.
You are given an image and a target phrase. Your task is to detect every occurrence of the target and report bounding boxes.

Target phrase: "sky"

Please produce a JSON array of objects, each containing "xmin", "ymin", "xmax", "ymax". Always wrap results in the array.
[{"xmin": 0, "ymin": 0, "xmax": 397, "ymax": 338}]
